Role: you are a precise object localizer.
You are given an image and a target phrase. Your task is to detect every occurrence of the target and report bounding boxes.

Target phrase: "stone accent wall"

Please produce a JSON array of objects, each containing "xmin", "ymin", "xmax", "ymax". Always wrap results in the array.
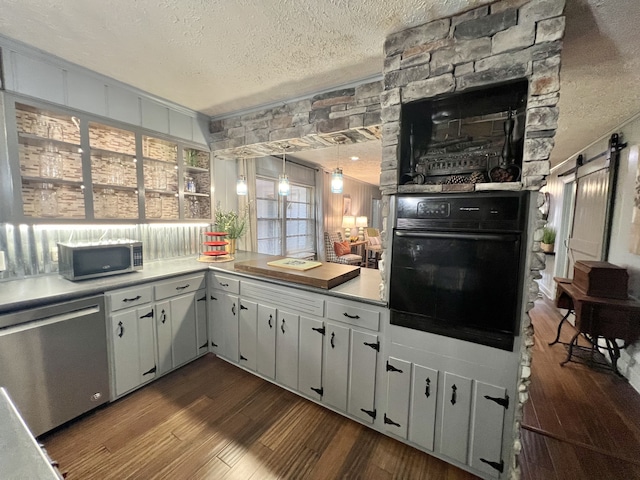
[
  {"xmin": 378, "ymin": 2, "xmax": 565, "ymax": 479},
  {"xmin": 380, "ymin": 0, "xmax": 565, "ymax": 196},
  {"xmin": 209, "ymin": 81, "xmax": 384, "ymax": 158}
]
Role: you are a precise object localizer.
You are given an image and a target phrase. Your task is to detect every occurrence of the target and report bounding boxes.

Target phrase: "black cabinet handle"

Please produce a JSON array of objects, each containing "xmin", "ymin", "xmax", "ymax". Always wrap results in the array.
[
  {"xmin": 450, "ymin": 384, "xmax": 457, "ymax": 405},
  {"xmin": 117, "ymin": 321, "xmax": 124, "ymax": 337},
  {"xmin": 160, "ymin": 309, "xmax": 166, "ymax": 324},
  {"xmin": 176, "ymin": 284, "xmax": 190, "ymax": 290},
  {"xmin": 384, "ymin": 414, "xmax": 401, "ymax": 427},
  {"xmin": 240, "ymin": 304, "xmax": 248, "ymax": 310},
  {"xmin": 122, "ymin": 295, "xmax": 141, "ymax": 303},
  {"xmin": 219, "ymin": 282, "xmax": 229, "ymax": 287},
  {"xmin": 330, "ymin": 332, "xmax": 335, "ymax": 348},
  {"xmin": 343, "ymin": 312, "xmax": 360, "ymax": 320},
  {"xmin": 142, "ymin": 365, "xmax": 157, "ymax": 376},
  {"xmin": 140, "ymin": 310, "xmax": 154, "ymax": 319},
  {"xmin": 281, "ymin": 319, "xmax": 286, "ymax": 334},
  {"xmin": 197, "ymin": 295, "xmax": 206, "ymax": 302},
  {"xmin": 425, "ymin": 378, "xmax": 431, "ymax": 398},
  {"xmin": 240, "ymin": 354, "xmax": 247, "ymax": 361},
  {"xmin": 199, "ymin": 341, "xmax": 208, "ymax": 349},
  {"xmin": 268, "ymin": 314, "xmax": 273, "ymax": 329},
  {"xmin": 231, "ymin": 303, "xmax": 236, "ymax": 315},
  {"xmin": 210, "ymin": 295, "xmax": 217, "ymax": 301}
]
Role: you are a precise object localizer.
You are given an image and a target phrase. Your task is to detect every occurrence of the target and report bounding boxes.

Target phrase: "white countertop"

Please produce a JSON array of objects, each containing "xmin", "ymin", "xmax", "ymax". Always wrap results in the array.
[{"xmin": 0, "ymin": 252, "xmax": 385, "ymax": 314}]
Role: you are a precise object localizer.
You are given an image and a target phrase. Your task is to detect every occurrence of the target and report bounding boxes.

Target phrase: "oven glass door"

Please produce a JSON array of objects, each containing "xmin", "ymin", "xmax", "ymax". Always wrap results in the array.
[{"xmin": 389, "ymin": 230, "xmax": 523, "ymax": 349}]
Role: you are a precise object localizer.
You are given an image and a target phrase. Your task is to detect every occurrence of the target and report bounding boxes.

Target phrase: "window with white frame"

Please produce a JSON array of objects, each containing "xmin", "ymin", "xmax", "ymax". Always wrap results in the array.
[{"xmin": 255, "ymin": 171, "xmax": 315, "ymax": 258}]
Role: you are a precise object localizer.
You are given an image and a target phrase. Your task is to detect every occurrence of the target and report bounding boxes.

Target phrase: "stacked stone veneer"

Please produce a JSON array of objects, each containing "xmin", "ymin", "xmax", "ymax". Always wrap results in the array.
[
  {"xmin": 209, "ymin": 82, "xmax": 383, "ymax": 159},
  {"xmin": 378, "ymin": 1, "xmax": 565, "ymax": 479}
]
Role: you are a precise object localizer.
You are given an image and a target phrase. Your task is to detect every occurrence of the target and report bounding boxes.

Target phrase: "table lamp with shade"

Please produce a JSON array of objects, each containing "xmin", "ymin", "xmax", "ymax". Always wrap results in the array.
[
  {"xmin": 342, "ymin": 215, "xmax": 355, "ymax": 240},
  {"xmin": 356, "ymin": 216, "xmax": 368, "ymax": 241}
]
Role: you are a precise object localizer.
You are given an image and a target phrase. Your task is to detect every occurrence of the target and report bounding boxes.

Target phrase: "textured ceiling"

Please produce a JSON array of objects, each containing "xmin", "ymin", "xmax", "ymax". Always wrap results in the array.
[{"xmin": 1, "ymin": 0, "xmax": 640, "ymax": 185}]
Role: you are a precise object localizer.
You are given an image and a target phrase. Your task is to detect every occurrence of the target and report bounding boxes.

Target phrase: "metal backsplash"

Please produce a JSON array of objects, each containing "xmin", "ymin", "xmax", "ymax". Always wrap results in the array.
[{"xmin": 0, "ymin": 223, "xmax": 211, "ymax": 281}]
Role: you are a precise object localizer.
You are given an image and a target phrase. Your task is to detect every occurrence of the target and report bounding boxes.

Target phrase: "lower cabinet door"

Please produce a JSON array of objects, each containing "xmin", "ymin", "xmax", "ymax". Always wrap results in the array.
[
  {"xmin": 440, "ymin": 372, "xmax": 472, "ymax": 464},
  {"xmin": 223, "ymin": 294, "xmax": 240, "ymax": 362},
  {"xmin": 348, "ymin": 330, "xmax": 378, "ymax": 424},
  {"xmin": 323, "ymin": 322, "xmax": 349, "ymax": 411},
  {"xmin": 470, "ymin": 381, "xmax": 507, "ymax": 478},
  {"xmin": 238, "ymin": 299, "xmax": 258, "ymax": 371},
  {"xmin": 409, "ymin": 364, "xmax": 439, "ymax": 451},
  {"xmin": 195, "ymin": 290, "xmax": 208, "ymax": 354},
  {"xmin": 155, "ymin": 300, "xmax": 172, "ymax": 375},
  {"xmin": 137, "ymin": 306, "xmax": 157, "ymax": 384},
  {"xmin": 111, "ymin": 309, "xmax": 140, "ymax": 397},
  {"xmin": 299, "ymin": 316, "xmax": 324, "ymax": 400},
  {"xmin": 170, "ymin": 292, "xmax": 198, "ymax": 368},
  {"xmin": 384, "ymin": 357, "xmax": 411, "ymax": 437},
  {"xmin": 275, "ymin": 310, "xmax": 299, "ymax": 390},
  {"xmin": 256, "ymin": 305, "xmax": 277, "ymax": 379},
  {"xmin": 208, "ymin": 290, "xmax": 224, "ymax": 355}
]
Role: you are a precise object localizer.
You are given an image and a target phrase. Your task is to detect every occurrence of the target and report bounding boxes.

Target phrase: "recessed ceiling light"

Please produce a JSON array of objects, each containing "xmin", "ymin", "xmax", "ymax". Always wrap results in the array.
[{"xmin": 350, "ymin": 156, "xmax": 359, "ymax": 161}]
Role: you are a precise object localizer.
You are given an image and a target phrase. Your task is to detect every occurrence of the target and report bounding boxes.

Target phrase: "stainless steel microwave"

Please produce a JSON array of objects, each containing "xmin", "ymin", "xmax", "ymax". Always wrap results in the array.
[{"xmin": 57, "ymin": 241, "xmax": 143, "ymax": 281}]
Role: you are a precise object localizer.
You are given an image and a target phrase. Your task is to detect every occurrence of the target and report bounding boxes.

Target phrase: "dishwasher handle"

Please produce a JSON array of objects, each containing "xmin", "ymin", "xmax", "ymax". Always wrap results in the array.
[{"xmin": 0, "ymin": 305, "xmax": 101, "ymax": 336}]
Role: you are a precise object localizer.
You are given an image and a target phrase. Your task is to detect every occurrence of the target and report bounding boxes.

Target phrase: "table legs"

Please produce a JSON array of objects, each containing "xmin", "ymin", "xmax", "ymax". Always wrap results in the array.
[
  {"xmin": 560, "ymin": 331, "xmax": 581, "ymax": 367},
  {"xmin": 549, "ymin": 309, "xmax": 572, "ymax": 346}
]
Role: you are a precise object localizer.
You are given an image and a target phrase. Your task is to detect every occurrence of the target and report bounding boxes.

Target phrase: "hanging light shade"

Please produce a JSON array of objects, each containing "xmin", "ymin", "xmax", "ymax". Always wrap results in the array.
[
  {"xmin": 278, "ymin": 147, "xmax": 290, "ymax": 196},
  {"xmin": 331, "ymin": 139, "xmax": 344, "ymax": 194},
  {"xmin": 236, "ymin": 174, "xmax": 248, "ymax": 195}
]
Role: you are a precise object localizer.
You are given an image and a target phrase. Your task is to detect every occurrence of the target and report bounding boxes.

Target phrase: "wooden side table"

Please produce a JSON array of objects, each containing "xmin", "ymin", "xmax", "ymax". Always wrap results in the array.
[{"xmin": 552, "ymin": 277, "xmax": 640, "ymax": 375}]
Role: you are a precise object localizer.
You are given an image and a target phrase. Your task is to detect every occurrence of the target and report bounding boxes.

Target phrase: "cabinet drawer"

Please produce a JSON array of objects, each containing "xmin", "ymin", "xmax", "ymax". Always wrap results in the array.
[
  {"xmin": 326, "ymin": 300, "xmax": 380, "ymax": 331},
  {"xmin": 108, "ymin": 285, "xmax": 153, "ymax": 311},
  {"xmin": 209, "ymin": 273, "xmax": 240, "ymax": 294},
  {"xmin": 155, "ymin": 275, "xmax": 205, "ymax": 300}
]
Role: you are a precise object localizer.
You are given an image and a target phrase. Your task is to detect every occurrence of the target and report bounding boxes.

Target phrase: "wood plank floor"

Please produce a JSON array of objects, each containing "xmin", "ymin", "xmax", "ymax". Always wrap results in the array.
[
  {"xmin": 40, "ymin": 297, "xmax": 640, "ymax": 480},
  {"xmin": 521, "ymin": 296, "xmax": 640, "ymax": 480}
]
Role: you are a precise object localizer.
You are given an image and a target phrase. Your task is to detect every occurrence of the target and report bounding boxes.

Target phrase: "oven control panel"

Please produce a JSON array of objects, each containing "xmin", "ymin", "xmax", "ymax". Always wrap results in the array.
[{"xmin": 417, "ymin": 201, "xmax": 450, "ymax": 218}]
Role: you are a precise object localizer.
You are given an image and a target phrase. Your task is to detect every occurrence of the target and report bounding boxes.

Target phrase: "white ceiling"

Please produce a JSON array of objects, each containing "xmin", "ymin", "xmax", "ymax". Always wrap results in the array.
[{"xmin": 1, "ymin": 0, "xmax": 639, "ymax": 185}]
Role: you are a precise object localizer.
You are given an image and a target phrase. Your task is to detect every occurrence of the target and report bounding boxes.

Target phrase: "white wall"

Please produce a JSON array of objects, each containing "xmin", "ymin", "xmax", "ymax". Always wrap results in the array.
[{"xmin": 543, "ymin": 113, "xmax": 640, "ymax": 390}]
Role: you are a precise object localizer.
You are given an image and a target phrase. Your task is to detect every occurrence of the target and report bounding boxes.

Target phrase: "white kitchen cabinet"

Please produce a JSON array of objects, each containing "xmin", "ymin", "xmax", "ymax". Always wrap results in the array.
[
  {"xmin": 238, "ymin": 299, "xmax": 258, "ymax": 370},
  {"xmin": 440, "ymin": 372, "xmax": 472, "ymax": 464},
  {"xmin": 195, "ymin": 290, "xmax": 208, "ymax": 354},
  {"xmin": 110, "ymin": 304, "xmax": 157, "ymax": 397},
  {"xmin": 299, "ymin": 316, "xmax": 325, "ymax": 401},
  {"xmin": 208, "ymin": 273, "xmax": 240, "ymax": 362},
  {"xmin": 155, "ymin": 300, "xmax": 172, "ymax": 375},
  {"xmin": 169, "ymin": 291, "xmax": 198, "ymax": 368},
  {"xmin": 256, "ymin": 304, "xmax": 277, "ymax": 379},
  {"xmin": 348, "ymin": 329, "xmax": 379, "ymax": 424},
  {"xmin": 384, "ymin": 357, "xmax": 411, "ymax": 438},
  {"xmin": 470, "ymin": 382, "xmax": 508, "ymax": 478},
  {"xmin": 409, "ymin": 364, "xmax": 439, "ymax": 451},
  {"xmin": 322, "ymin": 321, "xmax": 350, "ymax": 411},
  {"xmin": 275, "ymin": 310, "xmax": 299, "ymax": 390}
]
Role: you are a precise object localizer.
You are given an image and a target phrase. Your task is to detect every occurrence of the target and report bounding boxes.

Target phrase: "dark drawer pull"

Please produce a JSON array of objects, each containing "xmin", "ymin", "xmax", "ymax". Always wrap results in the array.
[
  {"xmin": 219, "ymin": 282, "xmax": 229, "ymax": 287},
  {"xmin": 343, "ymin": 312, "xmax": 360, "ymax": 320},
  {"xmin": 117, "ymin": 321, "xmax": 124, "ymax": 337},
  {"xmin": 176, "ymin": 284, "xmax": 190, "ymax": 290},
  {"xmin": 122, "ymin": 295, "xmax": 141, "ymax": 303}
]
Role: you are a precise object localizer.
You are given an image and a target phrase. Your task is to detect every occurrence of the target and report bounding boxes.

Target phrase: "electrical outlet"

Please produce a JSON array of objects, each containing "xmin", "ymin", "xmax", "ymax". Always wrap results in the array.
[{"xmin": 0, "ymin": 251, "xmax": 6, "ymax": 272}]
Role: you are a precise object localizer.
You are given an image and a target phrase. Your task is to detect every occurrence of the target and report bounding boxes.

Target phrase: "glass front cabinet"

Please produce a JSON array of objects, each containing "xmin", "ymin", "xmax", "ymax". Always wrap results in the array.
[{"xmin": 3, "ymin": 96, "xmax": 212, "ymax": 223}]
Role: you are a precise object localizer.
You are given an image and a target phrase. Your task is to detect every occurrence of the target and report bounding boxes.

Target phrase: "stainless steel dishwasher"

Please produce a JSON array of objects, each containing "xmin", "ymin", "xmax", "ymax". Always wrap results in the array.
[{"xmin": 0, "ymin": 295, "xmax": 110, "ymax": 436}]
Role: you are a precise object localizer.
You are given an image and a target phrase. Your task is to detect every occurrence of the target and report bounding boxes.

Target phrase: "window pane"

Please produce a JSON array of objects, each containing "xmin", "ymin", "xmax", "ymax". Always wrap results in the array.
[
  {"xmin": 258, "ymin": 238, "xmax": 281, "ymax": 255},
  {"xmin": 286, "ymin": 201, "xmax": 311, "ymax": 219},
  {"xmin": 257, "ymin": 199, "xmax": 279, "ymax": 218},
  {"xmin": 256, "ymin": 178, "xmax": 277, "ymax": 198}
]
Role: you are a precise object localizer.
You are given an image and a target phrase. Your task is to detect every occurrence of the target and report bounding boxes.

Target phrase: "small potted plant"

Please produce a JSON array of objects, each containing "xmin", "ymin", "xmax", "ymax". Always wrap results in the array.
[
  {"xmin": 541, "ymin": 226, "xmax": 556, "ymax": 253},
  {"xmin": 214, "ymin": 203, "xmax": 248, "ymax": 254}
]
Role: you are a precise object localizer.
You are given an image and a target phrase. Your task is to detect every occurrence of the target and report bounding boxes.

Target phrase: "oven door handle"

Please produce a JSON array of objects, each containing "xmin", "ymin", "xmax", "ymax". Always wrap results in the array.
[{"xmin": 395, "ymin": 231, "xmax": 520, "ymax": 242}]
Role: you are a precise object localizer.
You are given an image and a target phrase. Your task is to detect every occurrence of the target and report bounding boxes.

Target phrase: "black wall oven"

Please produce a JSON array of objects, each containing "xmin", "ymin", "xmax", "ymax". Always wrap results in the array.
[{"xmin": 389, "ymin": 192, "xmax": 529, "ymax": 351}]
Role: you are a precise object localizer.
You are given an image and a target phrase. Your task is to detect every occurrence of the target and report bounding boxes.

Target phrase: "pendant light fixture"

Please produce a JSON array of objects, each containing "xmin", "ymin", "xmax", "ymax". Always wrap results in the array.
[
  {"xmin": 278, "ymin": 147, "xmax": 290, "ymax": 196},
  {"xmin": 236, "ymin": 174, "xmax": 248, "ymax": 195},
  {"xmin": 331, "ymin": 139, "xmax": 344, "ymax": 194}
]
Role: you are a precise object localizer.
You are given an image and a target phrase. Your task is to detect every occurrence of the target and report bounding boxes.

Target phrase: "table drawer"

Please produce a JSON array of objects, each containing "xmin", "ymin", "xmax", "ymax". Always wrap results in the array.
[
  {"xmin": 108, "ymin": 285, "xmax": 153, "ymax": 311},
  {"xmin": 326, "ymin": 300, "xmax": 380, "ymax": 331},
  {"xmin": 209, "ymin": 273, "xmax": 240, "ymax": 294},
  {"xmin": 155, "ymin": 274, "xmax": 205, "ymax": 300}
]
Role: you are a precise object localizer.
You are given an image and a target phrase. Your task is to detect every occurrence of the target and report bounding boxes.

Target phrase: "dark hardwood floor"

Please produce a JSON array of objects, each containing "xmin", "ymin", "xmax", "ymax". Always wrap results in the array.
[{"xmin": 41, "ymin": 298, "xmax": 640, "ymax": 479}]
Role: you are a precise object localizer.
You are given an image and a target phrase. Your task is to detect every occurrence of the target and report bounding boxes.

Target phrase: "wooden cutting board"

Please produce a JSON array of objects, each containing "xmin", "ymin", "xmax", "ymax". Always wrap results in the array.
[{"xmin": 234, "ymin": 257, "xmax": 360, "ymax": 289}]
